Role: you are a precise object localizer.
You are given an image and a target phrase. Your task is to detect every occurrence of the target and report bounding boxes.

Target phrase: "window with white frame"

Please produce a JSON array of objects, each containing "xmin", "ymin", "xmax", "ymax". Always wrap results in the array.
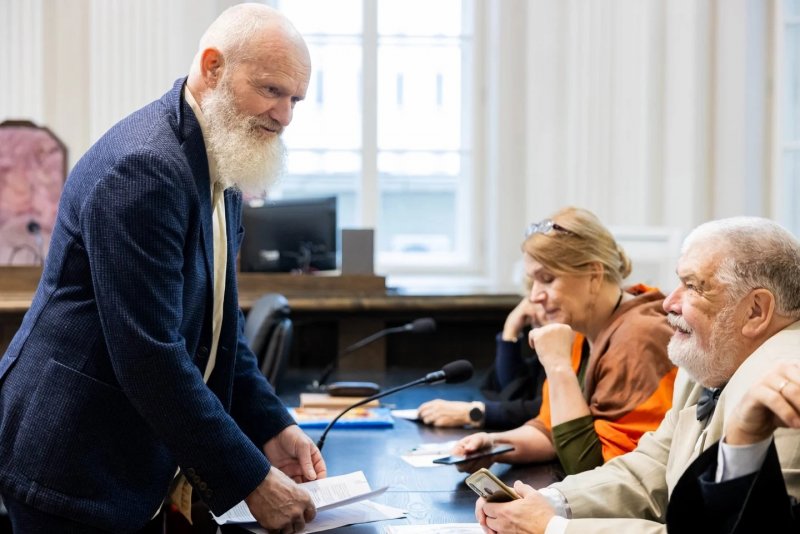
[
  {"xmin": 268, "ymin": 0, "xmax": 478, "ymax": 272},
  {"xmin": 781, "ymin": 0, "xmax": 800, "ymax": 235}
]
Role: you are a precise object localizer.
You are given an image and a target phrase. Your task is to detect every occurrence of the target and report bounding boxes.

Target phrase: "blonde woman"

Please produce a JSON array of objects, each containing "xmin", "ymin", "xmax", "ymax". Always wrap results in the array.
[{"xmin": 454, "ymin": 207, "xmax": 676, "ymax": 475}]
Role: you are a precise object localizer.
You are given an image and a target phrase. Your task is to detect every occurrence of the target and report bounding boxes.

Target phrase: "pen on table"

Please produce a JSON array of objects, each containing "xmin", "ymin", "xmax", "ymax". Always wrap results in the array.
[{"xmin": 406, "ymin": 444, "xmax": 454, "ymax": 456}]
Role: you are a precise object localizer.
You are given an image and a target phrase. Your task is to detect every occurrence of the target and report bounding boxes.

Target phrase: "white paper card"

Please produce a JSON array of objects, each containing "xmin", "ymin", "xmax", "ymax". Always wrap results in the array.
[{"xmin": 213, "ymin": 471, "xmax": 387, "ymax": 525}]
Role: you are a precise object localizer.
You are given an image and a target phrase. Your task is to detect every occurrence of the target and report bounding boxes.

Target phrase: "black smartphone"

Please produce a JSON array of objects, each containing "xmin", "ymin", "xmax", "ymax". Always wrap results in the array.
[{"xmin": 432, "ymin": 444, "xmax": 515, "ymax": 465}]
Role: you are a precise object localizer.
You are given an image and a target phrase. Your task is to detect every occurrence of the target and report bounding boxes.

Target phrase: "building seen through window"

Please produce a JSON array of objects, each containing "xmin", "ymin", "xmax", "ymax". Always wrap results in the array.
[
  {"xmin": 781, "ymin": 0, "xmax": 800, "ymax": 236},
  {"xmin": 267, "ymin": 0, "xmax": 476, "ymax": 272}
]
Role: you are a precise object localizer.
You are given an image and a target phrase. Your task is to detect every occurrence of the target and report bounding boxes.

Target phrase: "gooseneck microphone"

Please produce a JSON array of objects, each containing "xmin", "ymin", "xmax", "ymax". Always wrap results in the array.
[
  {"xmin": 311, "ymin": 317, "xmax": 437, "ymax": 390},
  {"xmin": 8, "ymin": 219, "xmax": 45, "ymax": 265},
  {"xmin": 27, "ymin": 220, "xmax": 44, "ymax": 265},
  {"xmin": 315, "ymin": 359, "xmax": 474, "ymax": 451}
]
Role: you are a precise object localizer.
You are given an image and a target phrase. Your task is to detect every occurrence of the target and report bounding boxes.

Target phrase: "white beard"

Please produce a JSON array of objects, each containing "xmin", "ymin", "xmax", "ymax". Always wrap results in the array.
[
  {"xmin": 667, "ymin": 306, "xmax": 739, "ymax": 387},
  {"xmin": 201, "ymin": 80, "xmax": 286, "ymax": 197}
]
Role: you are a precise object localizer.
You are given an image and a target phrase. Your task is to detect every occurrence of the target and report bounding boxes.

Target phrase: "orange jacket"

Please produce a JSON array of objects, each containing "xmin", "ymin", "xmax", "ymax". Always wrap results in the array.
[{"xmin": 530, "ymin": 285, "xmax": 677, "ymax": 462}]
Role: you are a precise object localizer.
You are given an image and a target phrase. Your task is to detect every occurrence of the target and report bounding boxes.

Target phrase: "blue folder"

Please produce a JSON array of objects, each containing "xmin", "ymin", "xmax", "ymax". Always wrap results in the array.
[{"xmin": 289, "ymin": 406, "xmax": 395, "ymax": 429}]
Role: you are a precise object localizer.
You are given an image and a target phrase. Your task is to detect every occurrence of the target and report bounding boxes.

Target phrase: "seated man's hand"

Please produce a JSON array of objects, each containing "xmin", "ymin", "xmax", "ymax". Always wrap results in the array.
[
  {"xmin": 727, "ymin": 360, "xmax": 800, "ymax": 445},
  {"xmin": 245, "ymin": 466, "xmax": 316, "ymax": 532},
  {"xmin": 476, "ymin": 481, "xmax": 555, "ymax": 534},
  {"xmin": 418, "ymin": 399, "xmax": 472, "ymax": 427}
]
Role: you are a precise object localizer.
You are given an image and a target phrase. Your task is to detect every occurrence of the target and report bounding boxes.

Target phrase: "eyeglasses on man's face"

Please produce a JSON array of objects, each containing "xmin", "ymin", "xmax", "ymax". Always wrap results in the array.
[{"xmin": 525, "ymin": 219, "xmax": 577, "ymax": 238}]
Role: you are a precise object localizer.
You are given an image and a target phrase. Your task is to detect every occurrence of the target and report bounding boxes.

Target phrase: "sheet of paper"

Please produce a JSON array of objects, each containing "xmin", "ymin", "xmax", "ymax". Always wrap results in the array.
[
  {"xmin": 391, "ymin": 408, "xmax": 420, "ymax": 420},
  {"xmin": 246, "ymin": 501, "xmax": 407, "ymax": 534},
  {"xmin": 213, "ymin": 471, "xmax": 387, "ymax": 525},
  {"xmin": 400, "ymin": 440, "xmax": 457, "ymax": 468},
  {"xmin": 385, "ymin": 524, "xmax": 483, "ymax": 534}
]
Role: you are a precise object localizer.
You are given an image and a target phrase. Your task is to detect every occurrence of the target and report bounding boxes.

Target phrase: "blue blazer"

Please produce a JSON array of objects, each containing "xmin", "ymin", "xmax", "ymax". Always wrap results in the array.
[{"xmin": 0, "ymin": 78, "xmax": 295, "ymax": 531}]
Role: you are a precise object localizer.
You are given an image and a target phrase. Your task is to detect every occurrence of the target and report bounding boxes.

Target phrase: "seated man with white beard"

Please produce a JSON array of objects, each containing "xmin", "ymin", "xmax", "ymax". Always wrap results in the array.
[
  {"xmin": 0, "ymin": 4, "xmax": 326, "ymax": 534},
  {"xmin": 666, "ymin": 358, "xmax": 800, "ymax": 533},
  {"xmin": 473, "ymin": 216, "xmax": 800, "ymax": 534}
]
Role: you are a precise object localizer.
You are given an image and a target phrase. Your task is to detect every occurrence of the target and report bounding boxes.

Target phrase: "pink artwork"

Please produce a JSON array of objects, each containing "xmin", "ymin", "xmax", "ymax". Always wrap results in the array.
[{"xmin": 0, "ymin": 121, "xmax": 66, "ymax": 266}]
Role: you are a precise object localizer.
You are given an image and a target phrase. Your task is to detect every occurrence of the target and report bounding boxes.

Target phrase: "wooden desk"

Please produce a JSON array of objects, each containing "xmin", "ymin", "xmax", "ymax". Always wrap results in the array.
[
  {"xmin": 237, "ymin": 272, "xmax": 521, "ymax": 373},
  {"xmin": 0, "ymin": 269, "xmax": 521, "ymax": 373},
  {"xmin": 0, "ymin": 267, "xmax": 42, "ymax": 357}
]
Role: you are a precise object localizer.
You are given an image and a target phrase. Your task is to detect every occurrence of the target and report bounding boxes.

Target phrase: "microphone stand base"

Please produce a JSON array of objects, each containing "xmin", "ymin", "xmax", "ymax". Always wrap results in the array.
[{"xmin": 326, "ymin": 381, "xmax": 381, "ymax": 397}]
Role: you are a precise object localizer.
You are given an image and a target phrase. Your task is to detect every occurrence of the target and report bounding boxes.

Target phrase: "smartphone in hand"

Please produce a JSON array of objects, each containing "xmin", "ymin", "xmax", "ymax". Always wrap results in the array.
[
  {"xmin": 432, "ymin": 444, "xmax": 514, "ymax": 465},
  {"xmin": 465, "ymin": 467, "xmax": 521, "ymax": 502}
]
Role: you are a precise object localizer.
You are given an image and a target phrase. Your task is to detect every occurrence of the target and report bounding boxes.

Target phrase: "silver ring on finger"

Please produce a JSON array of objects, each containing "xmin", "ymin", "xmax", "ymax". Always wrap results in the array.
[{"xmin": 778, "ymin": 379, "xmax": 790, "ymax": 394}]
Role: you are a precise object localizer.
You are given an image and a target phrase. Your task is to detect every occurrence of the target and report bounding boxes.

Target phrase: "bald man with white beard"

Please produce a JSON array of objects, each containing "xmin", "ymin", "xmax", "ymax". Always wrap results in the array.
[{"xmin": 0, "ymin": 4, "xmax": 325, "ymax": 533}]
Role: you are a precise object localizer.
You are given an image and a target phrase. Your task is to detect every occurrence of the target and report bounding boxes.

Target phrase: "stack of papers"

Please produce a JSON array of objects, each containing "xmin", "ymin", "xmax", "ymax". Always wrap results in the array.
[
  {"xmin": 213, "ymin": 471, "xmax": 405, "ymax": 533},
  {"xmin": 299, "ymin": 392, "xmax": 380, "ymax": 408}
]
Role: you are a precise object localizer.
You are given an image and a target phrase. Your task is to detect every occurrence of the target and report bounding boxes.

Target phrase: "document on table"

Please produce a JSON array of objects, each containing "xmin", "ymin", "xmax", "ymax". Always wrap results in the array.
[
  {"xmin": 212, "ymin": 471, "xmax": 390, "ymax": 525},
  {"xmin": 247, "ymin": 501, "xmax": 406, "ymax": 534},
  {"xmin": 401, "ymin": 440, "xmax": 458, "ymax": 468},
  {"xmin": 391, "ymin": 408, "xmax": 420, "ymax": 420},
  {"xmin": 386, "ymin": 524, "xmax": 483, "ymax": 534}
]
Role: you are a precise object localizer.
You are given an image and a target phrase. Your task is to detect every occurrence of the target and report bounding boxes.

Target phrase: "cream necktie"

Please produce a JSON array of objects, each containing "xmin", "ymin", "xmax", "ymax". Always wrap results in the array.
[
  {"xmin": 206, "ymin": 181, "xmax": 227, "ymax": 381},
  {"xmin": 168, "ymin": 182, "xmax": 227, "ymax": 523}
]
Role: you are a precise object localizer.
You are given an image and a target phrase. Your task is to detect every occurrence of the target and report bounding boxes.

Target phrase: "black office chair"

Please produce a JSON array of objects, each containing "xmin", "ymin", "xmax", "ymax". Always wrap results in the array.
[{"xmin": 243, "ymin": 293, "xmax": 293, "ymax": 392}]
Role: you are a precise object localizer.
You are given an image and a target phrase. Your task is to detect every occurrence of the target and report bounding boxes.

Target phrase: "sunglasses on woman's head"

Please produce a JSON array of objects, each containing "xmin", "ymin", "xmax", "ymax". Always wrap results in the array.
[{"xmin": 525, "ymin": 219, "xmax": 577, "ymax": 238}]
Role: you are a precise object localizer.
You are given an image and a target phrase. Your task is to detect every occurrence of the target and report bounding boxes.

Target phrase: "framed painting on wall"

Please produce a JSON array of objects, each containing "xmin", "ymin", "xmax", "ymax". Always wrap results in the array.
[{"xmin": 0, "ymin": 120, "xmax": 67, "ymax": 266}]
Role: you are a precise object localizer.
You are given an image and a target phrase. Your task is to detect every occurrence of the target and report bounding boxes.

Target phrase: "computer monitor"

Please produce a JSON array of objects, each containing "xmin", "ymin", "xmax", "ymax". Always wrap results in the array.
[{"xmin": 240, "ymin": 196, "xmax": 338, "ymax": 273}]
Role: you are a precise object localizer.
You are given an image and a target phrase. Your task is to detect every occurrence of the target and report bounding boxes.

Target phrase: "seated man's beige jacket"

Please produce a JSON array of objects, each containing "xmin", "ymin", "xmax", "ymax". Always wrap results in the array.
[{"xmin": 550, "ymin": 320, "xmax": 800, "ymax": 534}]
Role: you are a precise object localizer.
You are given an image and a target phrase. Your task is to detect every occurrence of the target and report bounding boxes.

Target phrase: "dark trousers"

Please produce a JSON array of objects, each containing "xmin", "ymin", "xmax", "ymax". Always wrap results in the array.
[{"xmin": 2, "ymin": 495, "xmax": 164, "ymax": 534}]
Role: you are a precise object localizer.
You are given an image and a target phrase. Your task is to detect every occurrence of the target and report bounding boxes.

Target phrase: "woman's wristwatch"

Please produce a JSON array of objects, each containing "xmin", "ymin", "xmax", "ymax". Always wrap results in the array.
[{"xmin": 468, "ymin": 401, "xmax": 485, "ymax": 428}]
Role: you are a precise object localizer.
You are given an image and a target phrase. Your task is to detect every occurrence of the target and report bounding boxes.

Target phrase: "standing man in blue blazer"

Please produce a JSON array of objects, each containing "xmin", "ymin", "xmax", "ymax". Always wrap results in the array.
[{"xmin": 0, "ymin": 4, "xmax": 326, "ymax": 533}]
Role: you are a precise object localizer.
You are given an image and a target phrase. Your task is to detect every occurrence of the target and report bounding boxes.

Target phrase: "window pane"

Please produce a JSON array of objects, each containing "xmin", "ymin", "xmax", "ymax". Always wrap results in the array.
[
  {"xmin": 276, "ymin": 0, "xmax": 362, "ymax": 35},
  {"xmin": 273, "ymin": 0, "xmax": 477, "ymax": 271},
  {"xmin": 377, "ymin": 152, "xmax": 463, "ymax": 255},
  {"xmin": 786, "ymin": 0, "xmax": 800, "ymax": 18},
  {"xmin": 275, "ymin": 0, "xmax": 363, "ymax": 233},
  {"xmin": 277, "ymin": 150, "xmax": 361, "ymax": 229},
  {"xmin": 375, "ymin": 1, "xmax": 472, "ymax": 261},
  {"xmin": 783, "ymin": 6, "xmax": 800, "ymax": 239},
  {"xmin": 278, "ymin": 187, "xmax": 359, "ymax": 231},
  {"xmin": 378, "ymin": 150, "xmax": 462, "ymax": 176},
  {"xmin": 379, "ymin": 189, "xmax": 456, "ymax": 253},
  {"xmin": 283, "ymin": 40, "xmax": 362, "ymax": 150},
  {"xmin": 285, "ymin": 149, "xmax": 361, "ymax": 177},
  {"xmin": 377, "ymin": 41, "xmax": 463, "ymax": 150},
  {"xmin": 784, "ymin": 24, "xmax": 800, "ymax": 141},
  {"xmin": 783, "ymin": 150, "xmax": 800, "ymax": 235},
  {"xmin": 378, "ymin": 0, "xmax": 467, "ymax": 36}
]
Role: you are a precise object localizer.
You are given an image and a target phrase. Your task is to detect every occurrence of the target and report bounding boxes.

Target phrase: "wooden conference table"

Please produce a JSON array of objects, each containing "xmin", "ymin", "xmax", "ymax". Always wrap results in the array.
[{"xmin": 223, "ymin": 369, "xmax": 565, "ymax": 533}]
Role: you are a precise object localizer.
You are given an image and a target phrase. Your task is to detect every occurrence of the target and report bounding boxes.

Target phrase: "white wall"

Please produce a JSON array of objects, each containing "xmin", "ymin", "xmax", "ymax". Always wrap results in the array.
[
  {"xmin": 0, "ymin": 0, "xmax": 237, "ymax": 168},
  {"xmin": 0, "ymin": 0, "xmax": 778, "ymax": 292},
  {"xmin": 488, "ymin": 0, "xmax": 775, "ymax": 293}
]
